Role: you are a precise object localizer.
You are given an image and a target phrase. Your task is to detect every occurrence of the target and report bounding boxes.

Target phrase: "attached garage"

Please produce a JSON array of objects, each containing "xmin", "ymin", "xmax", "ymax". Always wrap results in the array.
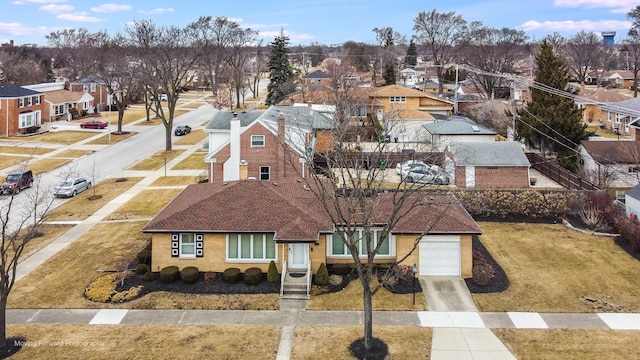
[{"xmin": 419, "ymin": 235, "xmax": 461, "ymax": 276}]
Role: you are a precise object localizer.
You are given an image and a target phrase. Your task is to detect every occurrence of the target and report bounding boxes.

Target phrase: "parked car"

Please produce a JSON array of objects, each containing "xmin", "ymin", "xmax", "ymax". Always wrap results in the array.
[
  {"xmin": 54, "ymin": 177, "xmax": 91, "ymax": 198},
  {"xmin": 396, "ymin": 160, "xmax": 440, "ymax": 176},
  {"xmin": 1, "ymin": 170, "xmax": 33, "ymax": 195},
  {"xmin": 80, "ymin": 120, "xmax": 108, "ymax": 129},
  {"xmin": 402, "ymin": 167, "xmax": 450, "ymax": 185},
  {"xmin": 174, "ymin": 125, "xmax": 192, "ymax": 136},
  {"xmin": 151, "ymin": 93, "xmax": 168, "ymax": 102}
]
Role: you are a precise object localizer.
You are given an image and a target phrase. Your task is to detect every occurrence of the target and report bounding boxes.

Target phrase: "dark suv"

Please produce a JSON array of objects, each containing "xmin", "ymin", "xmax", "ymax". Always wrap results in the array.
[
  {"xmin": 174, "ymin": 125, "xmax": 191, "ymax": 136},
  {"xmin": 1, "ymin": 170, "xmax": 33, "ymax": 195}
]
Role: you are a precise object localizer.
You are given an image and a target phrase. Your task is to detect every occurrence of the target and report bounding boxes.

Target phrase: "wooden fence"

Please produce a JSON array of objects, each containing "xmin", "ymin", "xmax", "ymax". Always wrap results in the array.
[{"xmin": 526, "ymin": 152, "xmax": 600, "ymax": 191}]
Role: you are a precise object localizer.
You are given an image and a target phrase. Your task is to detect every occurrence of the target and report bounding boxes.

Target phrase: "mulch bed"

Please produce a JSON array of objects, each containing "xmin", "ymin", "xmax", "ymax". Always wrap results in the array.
[{"xmin": 465, "ymin": 234, "xmax": 510, "ymax": 294}]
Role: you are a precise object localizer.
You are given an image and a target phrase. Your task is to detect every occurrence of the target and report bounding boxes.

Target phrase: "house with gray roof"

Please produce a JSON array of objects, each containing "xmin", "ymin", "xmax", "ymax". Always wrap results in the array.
[
  {"xmin": 422, "ymin": 119, "xmax": 497, "ymax": 150},
  {"xmin": 625, "ymin": 184, "xmax": 640, "ymax": 218},
  {"xmin": 0, "ymin": 84, "xmax": 45, "ymax": 136},
  {"xmin": 600, "ymin": 97, "xmax": 640, "ymax": 140},
  {"xmin": 203, "ymin": 106, "xmax": 335, "ymax": 182},
  {"xmin": 445, "ymin": 141, "xmax": 531, "ymax": 188}
]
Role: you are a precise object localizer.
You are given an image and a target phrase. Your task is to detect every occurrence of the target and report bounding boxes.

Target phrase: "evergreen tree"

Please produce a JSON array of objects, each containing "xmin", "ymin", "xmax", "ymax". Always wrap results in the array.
[
  {"xmin": 383, "ymin": 63, "xmax": 396, "ymax": 85},
  {"xmin": 266, "ymin": 31, "xmax": 295, "ymax": 105},
  {"xmin": 405, "ymin": 39, "xmax": 417, "ymax": 66},
  {"xmin": 517, "ymin": 40, "xmax": 587, "ymax": 170}
]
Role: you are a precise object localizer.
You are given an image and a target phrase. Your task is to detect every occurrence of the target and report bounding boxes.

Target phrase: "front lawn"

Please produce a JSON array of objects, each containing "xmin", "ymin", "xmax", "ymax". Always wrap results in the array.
[{"xmin": 473, "ymin": 222, "xmax": 640, "ymax": 312}]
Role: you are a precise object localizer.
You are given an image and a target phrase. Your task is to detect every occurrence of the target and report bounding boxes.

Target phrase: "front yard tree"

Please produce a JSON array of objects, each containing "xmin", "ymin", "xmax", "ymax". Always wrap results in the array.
[
  {"xmin": 565, "ymin": 31, "xmax": 605, "ymax": 84},
  {"xmin": 265, "ymin": 30, "xmax": 295, "ymax": 106},
  {"xmin": 413, "ymin": 9, "xmax": 468, "ymax": 95},
  {"xmin": 517, "ymin": 40, "xmax": 586, "ymax": 170},
  {"xmin": 627, "ymin": 5, "xmax": 640, "ymax": 97},
  {"xmin": 225, "ymin": 26, "xmax": 259, "ymax": 109},
  {"xmin": 125, "ymin": 20, "xmax": 201, "ymax": 151},
  {"xmin": 0, "ymin": 172, "xmax": 55, "ymax": 353}
]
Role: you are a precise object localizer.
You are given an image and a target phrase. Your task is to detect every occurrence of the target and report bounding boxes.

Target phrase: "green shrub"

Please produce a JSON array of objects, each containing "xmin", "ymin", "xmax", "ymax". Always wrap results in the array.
[
  {"xmin": 136, "ymin": 249, "xmax": 151, "ymax": 265},
  {"xmin": 267, "ymin": 260, "xmax": 279, "ymax": 283},
  {"xmin": 135, "ymin": 263, "xmax": 148, "ymax": 275},
  {"xmin": 222, "ymin": 268, "xmax": 241, "ymax": 283},
  {"xmin": 69, "ymin": 107, "xmax": 79, "ymax": 117},
  {"xmin": 159, "ymin": 266, "xmax": 180, "ymax": 283},
  {"xmin": 143, "ymin": 271, "xmax": 156, "ymax": 282},
  {"xmin": 181, "ymin": 266, "xmax": 200, "ymax": 284},
  {"xmin": 244, "ymin": 267, "xmax": 263, "ymax": 285},
  {"xmin": 315, "ymin": 263, "xmax": 329, "ymax": 286}
]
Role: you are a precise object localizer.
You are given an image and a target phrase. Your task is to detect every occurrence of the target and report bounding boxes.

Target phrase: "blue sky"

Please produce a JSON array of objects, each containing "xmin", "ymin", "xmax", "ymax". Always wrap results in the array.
[{"xmin": 2, "ymin": 0, "xmax": 639, "ymax": 46}]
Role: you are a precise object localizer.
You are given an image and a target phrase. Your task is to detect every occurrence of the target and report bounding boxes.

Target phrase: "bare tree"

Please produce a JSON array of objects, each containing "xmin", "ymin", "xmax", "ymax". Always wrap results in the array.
[
  {"xmin": 0, "ymin": 172, "xmax": 55, "ymax": 352},
  {"xmin": 413, "ymin": 9, "xmax": 468, "ymax": 95},
  {"xmin": 225, "ymin": 26, "xmax": 259, "ymax": 109},
  {"xmin": 462, "ymin": 22, "xmax": 528, "ymax": 98},
  {"xmin": 247, "ymin": 41, "xmax": 267, "ymax": 99},
  {"xmin": 565, "ymin": 31, "xmax": 605, "ymax": 84},
  {"xmin": 0, "ymin": 48, "xmax": 47, "ymax": 85},
  {"xmin": 125, "ymin": 20, "xmax": 201, "ymax": 151},
  {"xmin": 46, "ymin": 28, "xmax": 109, "ymax": 80}
]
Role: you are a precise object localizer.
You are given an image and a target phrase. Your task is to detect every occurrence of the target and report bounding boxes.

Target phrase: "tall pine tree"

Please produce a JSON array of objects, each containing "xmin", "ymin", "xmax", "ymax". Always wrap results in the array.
[
  {"xmin": 517, "ymin": 40, "xmax": 587, "ymax": 170},
  {"xmin": 266, "ymin": 31, "xmax": 295, "ymax": 105},
  {"xmin": 405, "ymin": 39, "xmax": 417, "ymax": 66}
]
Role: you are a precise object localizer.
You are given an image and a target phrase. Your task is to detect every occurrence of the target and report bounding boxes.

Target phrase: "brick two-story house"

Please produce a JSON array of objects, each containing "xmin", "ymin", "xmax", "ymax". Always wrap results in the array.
[{"xmin": 0, "ymin": 84, "xmax": 45, "ymax": 136}]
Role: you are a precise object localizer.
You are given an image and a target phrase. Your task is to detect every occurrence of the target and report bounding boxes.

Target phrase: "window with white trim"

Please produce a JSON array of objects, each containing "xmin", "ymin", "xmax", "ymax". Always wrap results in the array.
[
  {"xmin": 329, "ymin": 228, "xmax": 394, "ymax": 257},
  {"xmin": 19, "ymin": 111, "xmax": 39, "ymax": 128},
  {"xmin": 33, "ymin": 96, "xmax": 40, "ymax": 105},
  {"xmin": 227, "ymin": 233, "xmax": 276, "ymax": 261},
  {"xmin": 251, "ymin": 135, "xmax": 265, "ymax": 147},
  {"xmin": 90, "ymin": 83, "xmax": 97, "ymax": 92},
  {"xmin": 180, "ymin": 233, "xmax": 196, "ymax": 257},
  {"xmin": 27, "ymin": 97, "xmax": 32, "ymax": 106},
  {"xmin": 54, "ymin": 104, "xmax": 65, "ymax": 116},
  {"xmin": 260, "ymin": 166, "xmax": 270, "ymax": 180},
  {"xmin": 389, "ymin": 96, "xmax": 406, "ymax": 103},
  {"xmin": 18, "ymin": 98, "xmax": 24, "ymax": 108}
]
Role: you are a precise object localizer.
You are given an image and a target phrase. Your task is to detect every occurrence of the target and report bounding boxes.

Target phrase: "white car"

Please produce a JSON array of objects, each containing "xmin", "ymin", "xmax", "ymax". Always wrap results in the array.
[
  {"xmin": 402, "ymin": 167, "xmax": 450, "ymax": 185},
  {"xmin": 54, "ymin": 177, "xmax": 91, "ymax": 198},
  {"xmin": 395, "ymin": 160, "xmax": 436, "ymax": 175}
]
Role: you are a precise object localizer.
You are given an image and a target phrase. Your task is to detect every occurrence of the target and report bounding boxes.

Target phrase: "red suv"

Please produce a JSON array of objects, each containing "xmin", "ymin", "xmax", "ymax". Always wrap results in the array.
[{"xmin": 1, "ymin": 170, "xmax": 33, "ymax": 195}]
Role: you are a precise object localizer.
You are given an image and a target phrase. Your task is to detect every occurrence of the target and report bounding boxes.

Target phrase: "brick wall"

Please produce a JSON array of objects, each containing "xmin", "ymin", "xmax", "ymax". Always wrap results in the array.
[
  {"xmin": 455, "ymin": 166, "xmax": 530, "ymax": 188},
  {"xmin": 0, "ymin": 97, "xmax": 45, "ymax": 136}
]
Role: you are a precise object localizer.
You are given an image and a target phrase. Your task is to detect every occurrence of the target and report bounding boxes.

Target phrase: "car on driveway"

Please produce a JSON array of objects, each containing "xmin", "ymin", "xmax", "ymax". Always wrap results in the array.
[
  {"xmin": 80, "ymin": 120, "xmax": 108, "ymax": 129},
  {"xmin": 395, "ymin": 160, "xmax": 431, "ymax": 175},
  {"xmin": 402, "ymin": 167, "xmax": 450, "ymax": 185},
  {"xmin": 54, "ymin": 177, "xmax": 91, "ymax": 198},
  {"xmin": 174, "ymin": 125, "xmax": 192, "ymax": 136}
]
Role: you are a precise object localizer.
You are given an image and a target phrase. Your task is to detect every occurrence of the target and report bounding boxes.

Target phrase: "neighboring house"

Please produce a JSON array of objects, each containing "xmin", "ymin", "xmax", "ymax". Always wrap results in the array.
[
  {"xmin": 302, "ymin": 69, "xmax": 333, "ymax": 88},
  {"xmin": 0, "ymin": 84, "xmax": 45, "ymax": 136},
  {"xmin": 399, "ymin": 68, "xmax": 425, "ymax": 86},
  {"xmin": 141, "ymin": 180, "xmax": 483, "ymax": 283},
  {"xmin": 422, "ymin": 118, "xmax": 497, "ymax": 150},
  {"xmin": 204, "ymin": 106, "xmax": 334, "ymax": 182},
  {"xmin": 579, "ymin": 140, "xmax": 640, "ymax": 188},
  {"xmin": 604, "ymin": 70, "xmax": 636, "ymax": 89},
  {"xmin": 446, "ymin": 141, "xmax": 531, "ymax": 188},
  {"xmin": 43, "ymin": 89, "xmax": 95, "ymax": 122},
  {"xmin": 625, "ymin": 184, "xmax": 640, "ymax": 217},
  {"xmin": 576, "ymin": 87, "xmax": 629, "ymax": 124},
  {"xmin": 600, "ymin": 97, "xmax": 640, "ymax": 140},
  {"xmin": 369, "ymin": 85, "xmax": 454, "ymax": 118},
  {"xmin": 70, "ymin": 75, "xmax": 109, "ymax": 110}
]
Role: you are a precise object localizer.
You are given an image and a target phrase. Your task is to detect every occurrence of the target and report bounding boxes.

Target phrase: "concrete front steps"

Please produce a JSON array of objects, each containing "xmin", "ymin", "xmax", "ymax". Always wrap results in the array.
[{"xmin": 280, "ymin": 272, "xmax": 310, "ymax": 300}]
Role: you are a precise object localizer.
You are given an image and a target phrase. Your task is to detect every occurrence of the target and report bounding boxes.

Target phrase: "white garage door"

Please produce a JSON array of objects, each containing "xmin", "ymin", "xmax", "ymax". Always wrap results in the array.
[{"xmin": 419, "ymin": 235, "xmax": 461, "ymax": 276}]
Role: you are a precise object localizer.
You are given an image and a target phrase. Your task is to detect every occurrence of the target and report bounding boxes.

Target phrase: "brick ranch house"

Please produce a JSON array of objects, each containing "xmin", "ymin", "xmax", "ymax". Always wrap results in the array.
[
  {"xmin": 0, "ymin": 84, "xmax": 45, "ymax": 137},
  {"xmin": 142, "ymin": 180, "xmax": 482, "ymax": 295}
]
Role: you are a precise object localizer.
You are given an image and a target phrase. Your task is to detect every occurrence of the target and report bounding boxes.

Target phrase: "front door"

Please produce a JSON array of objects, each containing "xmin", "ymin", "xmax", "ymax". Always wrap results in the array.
[{"xmin": 288, "ymin": 243, "xmax": 309, "ymax": 271}]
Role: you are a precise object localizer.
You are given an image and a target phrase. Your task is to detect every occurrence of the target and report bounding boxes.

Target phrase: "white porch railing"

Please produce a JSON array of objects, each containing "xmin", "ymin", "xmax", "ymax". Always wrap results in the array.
[{"xmin": 305, "ymin": 261, "xmax": 311, "ymax": 298}]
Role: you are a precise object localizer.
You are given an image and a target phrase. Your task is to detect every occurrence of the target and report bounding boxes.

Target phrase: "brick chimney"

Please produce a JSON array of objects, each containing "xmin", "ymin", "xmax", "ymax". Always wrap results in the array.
[{"xmin": 277, "ymin": 112, "xmax": 285, "ymax": 179}]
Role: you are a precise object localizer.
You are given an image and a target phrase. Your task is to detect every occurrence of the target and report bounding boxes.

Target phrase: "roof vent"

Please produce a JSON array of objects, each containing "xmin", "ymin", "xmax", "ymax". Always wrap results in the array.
[{"xmin": 471, "ymin": 125, "xmax": 480, "ymax": 132}]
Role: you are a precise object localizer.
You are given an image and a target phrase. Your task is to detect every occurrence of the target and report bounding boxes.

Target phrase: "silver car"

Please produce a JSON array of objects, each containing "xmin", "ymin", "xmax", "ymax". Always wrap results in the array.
[
  {"xmin": 402, "ymin": 167, "xmax": 450, "ymax": 185},
  {"xmin": 54, "ymin": 177, "xmax": 91, "ymax": 198}
]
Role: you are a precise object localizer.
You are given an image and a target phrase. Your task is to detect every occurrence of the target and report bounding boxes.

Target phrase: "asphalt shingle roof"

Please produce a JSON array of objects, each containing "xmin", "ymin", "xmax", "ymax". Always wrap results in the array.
[
  {"xmin": 0, "ymin": 84, "xmax": 41, "ymax": 98},
  {"xmin": 581, "ymin": 140, "xmax": 640, "ymax": 164},
  {"xmin": 450, "ymin": 142, "xmax": 530, "ymax": 166},
  {"xmin": 142, "ymin": 181, "xmax": 483, "ymax": 239},
  {"xmin": 626, "ymin": 184, "xmax": 640, "ymax": 201}
]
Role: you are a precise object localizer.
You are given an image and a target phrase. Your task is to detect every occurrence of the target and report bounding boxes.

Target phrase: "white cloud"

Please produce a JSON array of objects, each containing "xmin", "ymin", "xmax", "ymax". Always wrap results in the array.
[
  {"xmin": 0, "ymin": 21, "xmax": 53, "ymax": 37},
  {"xmin": 39, "ymin": 4, "xmax": 73, "ymax": 14},
  {"xmin": 57, "ymin": 13, "xmax": 103, "ymax": 23},
  {"xmin": 554, "ymin": 0, "xmax": 640, "ymax": 13},
  {"xmin": 13, "ymin": 0, "xmax": 67, "ymax": 4},
  {"xmin": 258, "ymin": 30, "xmax": 313, "ymax": 44},
  {"xmin": 520, "ymin": 19, "xmax": 632, "ymax": 32},
  {"xmin": 91, "ymin": 3, "xmax": 131, "ymax": 13},
  {"xmin": 138, "ymin": 8, "xmax": 174, "ymax": 15}
]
